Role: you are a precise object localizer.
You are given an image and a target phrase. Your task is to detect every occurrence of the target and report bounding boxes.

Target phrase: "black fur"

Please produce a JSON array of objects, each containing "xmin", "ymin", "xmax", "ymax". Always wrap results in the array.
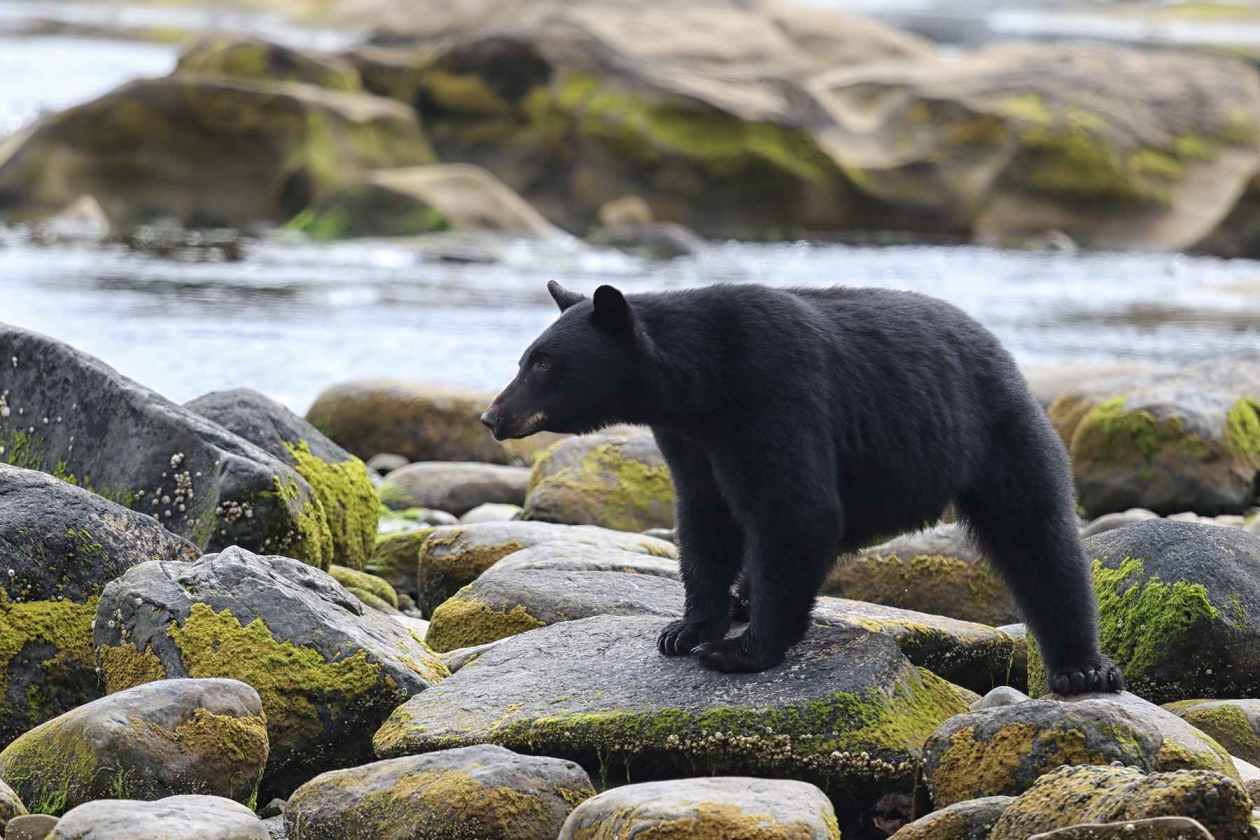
[{"xmin": 483, "ymin": 281, "xmax": 1122, "ymax": 694}]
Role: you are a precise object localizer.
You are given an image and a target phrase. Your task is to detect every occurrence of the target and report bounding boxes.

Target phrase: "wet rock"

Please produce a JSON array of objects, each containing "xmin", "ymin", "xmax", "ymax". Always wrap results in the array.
[
  {"xmin": 186, "ymin": 388, "xmax": 378, "ymax": 570},
  {"xmin": 0, "ymin": 678, "xmax": 267, "ymax": 815},
  {"xmin": 47, "ymin": 795, "xmax": 267, "ymax": 840},
  {"xmin": 305, "ymin": 380, "xmax": 560, "ymax": 465},
  {"xmin": 286, "ymin": 745, "xmax": 593, "ymax": 840},
  {"xmin": 377, "ymin": 462, "xmax": 530, "ymax": 516},
  {"xmin": 824, "ymin": 524, "xmax": 1019, "ymax": 626},
  {"xmin": 1028, "ymin": 818, "xmax": 1213, "ymax": 840},
  {"xmin": 989, "ymin": 765, "xmax": 1252, "ymax": 840},
  {"xmin": 558, "ymin": 777, "xmax": 839, "ymax": 839},
  {"xmin": 890, "ymin": 796, "xmax": 1013, "ymax": 840},
  {"xmin": 92, "ymin": 546, "xmax": 448, "ymax": 799},
  {"xmin": 327, "ymin": 565, "xmax": 399, "ymax": 610},
  {"xmin": 489, "ymin": 541, "xmax": 679, "ymax": 579},
  {"xmin": 6, "ymin": 814, "xmax": 57, "ymax": 840},
  {"xmin": 459, "ymin": 502, "xmax": 521, "ymax": 523},
  {"xmin": 922, "ymin": 691, "xmax": 1238, "ymax": 807},
  {"xmin": 522, "ymin": 428, "xmax": 675, "ymax": 532},
  {"xmin": 176, "ymin": 37, "xmax": 362, "ymax": 91},
  {"xmin": 416, "ymin": 521, "xmax": 675, "ymax": 615},
  {"xmin": 0, "ymin": 325, "xmax": 334, "ymax": 568},
  {"xmin": 374, "ymin": 615, "xmax": 970, "ymax": 836},
  {"xmin": 365, "ymin": 453, "xmax": 408, "ymax": 474},
  {"xmin": 0, "ymin": 779, "xmax": 26, "ymax": 823},
  {"xmin": 1080, "ymin": 509, "xmax": 1160, "ymax": 539},
  {"xmin": 0, "ymin": 463, "xmax": 198, "ymax": 744},
  {"xmin": 0, "ymin": 76, "xmax": 430, "ymax": 229},
  {"xmin": 365, "ymin": 529, "xmax": 430, "ymax": 597},
  {"xmin": 1165, "ymin": 699, "xmax": 1260, "ymax": 766}
]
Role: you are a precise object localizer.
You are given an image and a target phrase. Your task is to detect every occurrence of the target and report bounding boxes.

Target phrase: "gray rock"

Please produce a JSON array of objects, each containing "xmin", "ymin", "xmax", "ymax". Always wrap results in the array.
[
  {"xmin": 287, "ymin": 745, "xmax": 593, "ymax": 840},
  {"xmin": 890, "ymin": 796, "xmax": 1013, "ymax": 840},
  {"xmin": 1080, "ymin": 509, "xmax": 1160, "ymax": 540},
  {"xmin": 1029, "ymin": 818, "xmax": 1213, "ymax": 840},
  {"xmin": 92, "ymin": 546, "xmax": 447, "ymax": 800},
  {"xmin": 559, "ymin": 777, "xmax": 837, "ymax": 839},
  {"xmin": 441, "ymin": 639, "xmax": 503, "ymax": 674},
  {"xmin": 0, "ymin": 464, "xmax": 198, "ymax": 742},
  {"xmin": 373, "ymin": 615, "xmax": 970, "ymax": 834},
  {"xmin": 6, "ymin": 814, "xmax": 57, "ymax": 840},
  {"xmin": 0, "ymin": 324, "xmax": 331, "ymax": 566},
  {"xmin": 1164, "ymin": 699, "xmax": 1260, "ymax": 766},
  {"xmin": 365, "ymin": 453, "xmax": 408, "ymax": 474},
  {"xmin": 0, "ymin": 778, "xmax": 26, "ymax": 824},
  {"xmin": 972, "ymin": 686, "xmax": 1031, "ymax": 711},
  {"xmin": 0, "ymin": 678, "xmax": 267, "ymax": 815},
  {"xmin": 261, "ymin": 815, "xmax": 286, "ymax": 840},
  {"xmin": 48, "ymin": 796, "xmax": 267, "ymax": 840},
  {"xmin": 489, "ymin": 542, "xmax": 679, "ymax": 579},
  {"xmin": 379, "ymin": 462, "xmax": 529, "ymax": 516},
  {"xmin": 459, "ymin": 502, "xmax": 522, "ymax": 524},
  {"xmin": 377, "ymin": 507, "xmax": 458, "ymax": 536}
]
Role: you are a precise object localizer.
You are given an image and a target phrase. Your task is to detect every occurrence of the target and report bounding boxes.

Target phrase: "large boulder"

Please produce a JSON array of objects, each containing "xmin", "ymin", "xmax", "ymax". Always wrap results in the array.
[
  {"xmin": 1045, "ymin": 359, "xmax": 1260, "ymax": 517},
  {"xmin": 890, "ymin": 796, "xmax": 1013, "ymax": 840},
  {"xmin": 0, "ymin": 325, "xmax": 336, "ymax": 568},
  {"xmin": 0, "ymin": 76, "xmax": 431, "ymax": 229},
  {"xmin": 1027, "ymin": 819, "xmax": 1213, "ymax": 840},
  {"xmin": 175, "ymin": 37, "xmax": 362, "ymax": 92},
  {"xmin": 522, "ymin": 428, "xmax": 675, "ymax": 532},
  {"xmin": 47, "ymin": 796, "xmax": 267, "ymax": 840},
  {"xmin": 558, "ymin": 777, "xmax": 840, "ymax": 839},
  {"xmin": 0, "ymin": 779, "xmax": 26, "ymax": 824},
  {"xmin": 988, "ymin": 765, "xmax": 1253, "ymax": 840},
  {"xmin": 92, "ymin": 547, "xmax": 448, "ymax": 799},
  {"xmin": 305, "ymin": 380, "xmax": 560, "ymax": 465},
  {"xmin": 1165, "ymin": 699, "xmax": 1260, "ymax": 767},
  {"xmin": 0, "ymin": 679, "xmax": 267, "ymax": 815},
  {"xmin": 922, "ymin": 691, "xmax": 1239, "ymax": 808},
  {"xmin": 377, "ymin": 461, "xmax": 530, "ymax": 516},
  {"xmin": 286, "ymin": 745, "xmax": 593, "ymax": 840},
  {"xmin": 374, "ymin": 615, "xmax": 971, "ymax": 836},
  {"xmin": 0, "ymin": 464, "xmax": 198, "ymax": 744},
  {"xmin": 811, "ymin": 43, "xmax": 1260, "ymax": 253},
  {"xmin": 186, "ymin": 388, "xmax": 378, "ymax": 570}
]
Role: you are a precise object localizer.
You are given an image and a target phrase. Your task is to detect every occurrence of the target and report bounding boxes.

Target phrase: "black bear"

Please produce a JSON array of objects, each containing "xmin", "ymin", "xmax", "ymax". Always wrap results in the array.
[{"xmin": 481, "ymin": 281, "xmax": 1123, "ymax": 695}]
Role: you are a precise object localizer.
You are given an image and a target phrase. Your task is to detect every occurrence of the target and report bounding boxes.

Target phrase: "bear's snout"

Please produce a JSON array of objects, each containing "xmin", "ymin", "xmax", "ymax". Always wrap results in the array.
[{"xmin": 479, "ymin": 407, "xmax": 500, "ymax": 435}]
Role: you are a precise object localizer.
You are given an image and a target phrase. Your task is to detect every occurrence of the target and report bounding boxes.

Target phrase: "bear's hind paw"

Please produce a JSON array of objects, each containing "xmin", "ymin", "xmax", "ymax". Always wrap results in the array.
[
  {"xmin": 695, "ymin": 634, "xmax": 784, "ymax": 673},
  {"xmin": 657, "ymin": 619, "xmax": 726, "ymax": 657},
  {"xmin": 1049, "ymin": 657, "xmax": 1125, "ymax": 696}
]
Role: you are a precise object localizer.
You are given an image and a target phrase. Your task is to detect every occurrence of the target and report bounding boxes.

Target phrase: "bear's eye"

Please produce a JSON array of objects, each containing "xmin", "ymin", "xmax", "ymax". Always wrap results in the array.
[{"xmin": 533, "ymin": 354, "xmax": 552, "ymax": 373}]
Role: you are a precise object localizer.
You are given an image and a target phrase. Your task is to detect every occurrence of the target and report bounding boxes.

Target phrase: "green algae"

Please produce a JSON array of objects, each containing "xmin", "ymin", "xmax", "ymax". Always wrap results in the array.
[
  {"xmin": 525, "ymin": 441, "xmax": 675, "ymax": 532},
  {"xmin": 330, "ymin": 565, "xmax": 398, "ymax": 608},
  {"xmin": 0, "ymin": 594, "xmax": 100, "ymax": 740},
  {"xmin": 425, "ymin": 595, "xmax": 545, "ymax": 653},
  {"xmin": 285, "ymin": 440, "xmax": 378, "ymax": 569},
  {"xmin": 1071, "ymin": 397, "xmax": 1212, "ymax": 465},
  {"xmin": 1225, "ymin": 398, "xmax": 1260, "ymax": 462}
]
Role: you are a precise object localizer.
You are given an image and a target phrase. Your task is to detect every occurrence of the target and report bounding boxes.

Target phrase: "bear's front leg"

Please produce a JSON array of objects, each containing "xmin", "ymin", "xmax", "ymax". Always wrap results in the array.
[{"xmin": 653, "ymin": 431, "xmax": 744, "ymax": 657}]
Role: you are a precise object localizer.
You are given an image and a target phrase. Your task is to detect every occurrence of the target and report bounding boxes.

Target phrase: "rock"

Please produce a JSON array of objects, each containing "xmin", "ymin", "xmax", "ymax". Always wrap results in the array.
[
  {"xmin": 175, "ymin": 37, "xmax": 362, "ymax": 92},
  {"xmin": 92, "ymin": 546, "xmax": 448, "ymax": 799},
  {"xmin": 365, "ymin": 453, "xmax": 408, "ymax": 474},
  {"xmin": 261, "ymin": 816, "xmax": 285, "ymax": 840},
  {"xmin": 374, "ymin": 615, "xmax": 970, "ymax": 835},
  {"xmin": 327, "ymin": 565, "xmax": 399, "ymax": 609},
  {"xmin": 824, "ymin": 524, "xmax": 1020, "ymax": 626},
  {"xmin": 305, "ymin": 380, "xmax": 560, "ymax": 465},
  {"xmin": 0, "ymin": 679, "xmax": 267, "ymax": 815},
  {"xmin": 459, "ymin": 503, "xmax": 521, "ymax": 524},
  {"xmin": 922, "ymin": 691, "xmax": 1239, "ymax": 808},
  {"xmin": 0, "ymin": 464, "xmax": 199, "ymax": 744},
  {"xmin": 587, "ymin": 222, "xmax": 705, "ymax": 259},
  {"xmin": 47, "ymin": 796, "xmax": 267, "ymax": 840},
  {"xmin": 489, "ymin": 542, "xmax": 680, "ymax": 579},
  {"xmin": 290, "ymin": 164, "xmax": 562, "ymax": 240},
  {"xmin": 0, "ymin": 325, "xmax": 335, "ymax": 568},
  {"xmin": 6, "ymin": 815, "xmax": 58, "ymax": 840},
  {"xmin": 989, "ymin": 765, "xmax": 1253, "ymax": 840},
  {"xmin": 972, "ymin": 687, "xmax": 1031, "ymax": 711},
  {"xmin": 890, "ymin": 796, "xmax": 1013, "ymax": 840},
  {"xmin": 1080, "ymin": 509, "xmax": 1160, "ymax": 539},
  {"xmin": 416, "ymin": 521, "xmax": 676, "ymax": 615},
  {"xmin": 558, "ymin": 777, "xmax": 839, "ymax": 839},
  {"xmin": 377, "ymin": 506, "xmax": 457, "ymax": 536},
  {"xmin": 378, "ymin": 462, "xmax": 530, "ymax": 516},
  {"xmin": 1046, "ymin": 359, "xmax": 1260, "ymax": 517},
  {"xmin": 366, "ymin": 529, "xmax": 430, "ymax": 597},
  {"xmin": 0, "ymin": 77, "xmax": 430, "ymax": 229},
  {"xmin": 0, "ymin": 779, "xmax": 26, "ymax": 823},
  {"xmin": 426, "ymin": 568, "xmax": 684, "ymax": 652},
  {"xmin": 811, "ymin": 43, "xmax": 1260, "ymax": 254},
  {"xmin": 186, "ymin": 388, "xmax": 378, "ymax": 570},
  {"xmin": 1028, "ymin": 818, "xmax": 1213, "ymax": 840},
  {"xmin": 441, "ymin": 639, "xmax": 501, "ymax": 674},
  {"xmin": 286, "ymin": 745, "xmax": 593, "ymax": 840},
  {"xmin": 1022, "ymin": 363, "xmax": 1169, "ymax": 410},
  {"xmin": 522, "ymin": 428, "xmax": 675, "ymax": 532},
  {"xmin": 1164, "ymin": 699, "xmax": 1260, "ymax": 767}
]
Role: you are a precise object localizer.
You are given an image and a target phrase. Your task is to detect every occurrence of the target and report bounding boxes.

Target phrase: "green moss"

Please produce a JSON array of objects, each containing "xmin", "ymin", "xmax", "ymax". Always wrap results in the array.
[
  {"xmin": 425, "ymin": 595, "xmax": 545, "ymax": 652},
  {"xmin": 1167, "ymin": 702, "xmax": 1260, "ymax": 763},
  {"xmin": 285, "ymin": 441, "xmax": 378, "ymax": 570},
  {"xmin": 330, "ymin": 565, "xmax": 398, "ymax": 608},
  {"xmin": 97, "ymin": 643, "xmax": 166, "ymax": 694},
  {"xmin": 1226, "ymin": 398, "xmax": 1260, "ymax": 463},
  {"xmin": 0, "ymin": 429, "xmax": 45, "ymax": 470},
  {"xmin": 1174, "ymin": 134, "xmax": 1219, "ymax": 160},
  {"xmin": 366, "ymin": 529, "xmax": 431, "ymax": 594},
  {"xmin": 170, "ymin": 707, "xmax": 269, "ymax": 793},
  {"xmin": 257, "ymin": 475, "xmax": 334, "ymax": 570},
  {"xmin": 1001, "ymin": 94, "xmax": 1053, "ymax": 125},
  {"xmin": 0, "ymin": 716, "xmax": 105, "ymax": 815},
  {"xmin": 1129, "ymin": 149, "xmax": 1184, "ymax": 179},
  {"xmin": 1071, "ymin": 396, "xmax": 1212, "ymax": 465},
  {"xmin": 0, "ymin": 594, "xmax": 100, "ymax": 738},
  {"xmin": 526, "ymin": 442, "xmax": 675, "ymax": 532}
]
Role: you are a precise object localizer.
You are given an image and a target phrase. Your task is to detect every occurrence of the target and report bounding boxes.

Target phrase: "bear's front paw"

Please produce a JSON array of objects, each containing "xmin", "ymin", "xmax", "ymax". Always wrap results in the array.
[
  {"xmin": 657, "ymin": 619, "xmax": 726, "ymax": 657},
  {"xmin": 695, "ymin": 633, "xmax": 784, "ymax": 673},
  {"xmin": 1048, "ymin": 655, "xmax": 1125, "ymax": 695}
]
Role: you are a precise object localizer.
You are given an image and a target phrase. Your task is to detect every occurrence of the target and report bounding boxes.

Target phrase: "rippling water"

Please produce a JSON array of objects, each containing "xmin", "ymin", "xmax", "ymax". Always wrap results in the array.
[{"xmin": 3, "ymin": 13, "xmax": 1259, "ymax": 414}]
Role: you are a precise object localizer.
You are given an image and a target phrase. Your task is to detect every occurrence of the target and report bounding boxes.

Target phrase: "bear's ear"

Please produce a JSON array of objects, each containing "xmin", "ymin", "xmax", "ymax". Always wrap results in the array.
[
  {"xmin": 592, "ymin": 284, "xmax": 633, "ymax": 334},
  {"xmin": 547, "ymin": 280, "xmax": 585, "ymax": 312}
]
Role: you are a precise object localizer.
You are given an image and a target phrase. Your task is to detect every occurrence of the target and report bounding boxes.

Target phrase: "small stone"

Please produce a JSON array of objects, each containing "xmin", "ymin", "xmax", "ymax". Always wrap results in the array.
[{"xmin": 6, "ymin": 814, "xmax": 60, "ymax": 840}]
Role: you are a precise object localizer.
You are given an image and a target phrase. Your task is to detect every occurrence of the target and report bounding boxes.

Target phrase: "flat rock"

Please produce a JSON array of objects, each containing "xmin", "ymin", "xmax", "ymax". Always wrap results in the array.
[
  {"xmin": 489, "ymin": 541, "xmax": 680, "ymax": 578},
  {"xmin": 92, "ymin": 546, "xmax": 448, "ymax": 800},
  {"xmin": 1080, "ymin": 509, "xmax": 1160, "ymax": 539},
  {"xmin": 1029, "ymin": 817, "xmax": 1213, "ymax": 840},
  {"xmin": 0, "ymin": 678, "xmax": 267, "ymax": 815},
  {"xmin": 890, "ymin": 796, "xmax": 1013, "ymax": 840},
  {"xmin": 1164, "ymin": 699, "xmax": 1260, "ymax": 767},
  {"xmin": 0, "ymin": 324, "xmax": 332, "ymax": 567},
  {"xmin": 0, "ymin": 463, "xmax": 198, "ymax": 743},
  {"xmin": 373, "ymin": 615, "xmax": 970, "ymax": 836},
  {"xmin": 378, "ymin": 462, "xmax": 530, "ymax": 516},
  {"xmin": 47, "ymin": 795, "xmax": 267, "ymax": 840},
  {"xmin": 6, "ymin": 815, "xmax": 57, "ymax": 840},
  {"xmin": 558, "ymin": 777, "xmax": 839, "ymax": 839},
  {"xmin": 286, "ymin": 745, "xmax": 593, "ymax": 840}
]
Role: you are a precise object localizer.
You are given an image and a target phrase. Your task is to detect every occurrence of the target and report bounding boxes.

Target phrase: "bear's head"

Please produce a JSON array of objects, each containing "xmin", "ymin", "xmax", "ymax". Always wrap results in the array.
[{"xmin": 481, "ymin": 281, "xmax": 648, "ymax": 440}]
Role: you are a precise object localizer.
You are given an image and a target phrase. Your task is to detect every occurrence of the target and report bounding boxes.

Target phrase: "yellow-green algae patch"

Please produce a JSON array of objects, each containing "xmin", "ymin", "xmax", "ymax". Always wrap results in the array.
[
  {"xmin": 329, "ymin": 565, "xmax": 398, "ymax": 608},
  {"xmin": 1226, "ymin": 398, "xmax": 1260, "ymax": 462},
  {"xmin": 526, "ymin": 442, "xmax": 675, "ymax": 532},
  {"xmin": 570, "ymin": 801, "xmax": 835, "ymax": 840},
  {"xmin": 425, "ymin": 595, "xmax": 546, "ymax": 653},
  {"xmin": 98, "ymin": 642, "xmax": 166, "ymax": 694},
  {"xmin": 0, "ymin": 594, "xmax": 100, "ymax": 733},
  {"xmin": 1165, "ymin": 701, "xmax": 1260, "ymax": 764},
  {"xmin": 0, "ymin": 715, "xmax": 107, "ymax": 815},
  {"xmin": 260, "ymin": 474, "xmax": 335, "ymax": 570},
  {"xmin": 1071, "ymin": 397, "xmax": 1213, "ymax": 466},
  {"xmin": 827, "ymin": 552, "xmax": 1013, "ymax": 626},
  {"xmin": 285, "ymin": 440, "xmax": 379, "ymax": 570}
]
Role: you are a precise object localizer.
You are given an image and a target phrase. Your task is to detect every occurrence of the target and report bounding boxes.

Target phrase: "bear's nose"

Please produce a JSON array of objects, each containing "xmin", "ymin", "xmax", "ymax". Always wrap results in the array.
[{"xmin": 479, "ymin": 409, "xmax": 499, "ymax": 431}]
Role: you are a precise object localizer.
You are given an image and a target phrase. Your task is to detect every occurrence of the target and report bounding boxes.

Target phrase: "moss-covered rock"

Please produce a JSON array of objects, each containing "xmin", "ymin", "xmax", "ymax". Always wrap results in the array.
[
  {"xmin": 377, "ymin": 461, "xmax": 530, "ymax": 516},
  {"xmin": 522, "ymin": 428, "xmax": 675, "ymax": 532},
  {"xmin": 889, "ymin": 796, "xmax": 1012, "ymax": 840},
  {"xmin": 989, "ymin": 765, "xmax": 1253, "ymax": 840},
  {"xmin": 0, "ymin": 678, "xmax": 267, "ymax": 816},
  {"xmin": 373, "ymin": 615, "xmax": 970, "ymax": 836},
  {"xmin": 1026, "ymin": 818, "xmax": 1214, "ymax": 840},
  {"xmin": 558, "ymin": 777, "xmax": 840, "ymax": 840},
  {"xmin": 377, "ymin": 506, "xmax": 457, "ymax": 537},
  {"xmin": 305, "ymin": 380, "xmax": 562, "ymax": 465},
  {"xmin": 286, "ymin": 745, "xmax": 593, "ymax": 840},
  {"xmin": 328, "ymin": 565, "xmax": 399, "ymax": 609},
  {"xmin": 92, "ymin": 547, "xmax": 447, "ymax": 800},
  {"xmin": 47, "ymin": 795, "xmax": 267, "ymax": 840},
  {"xmin": 366, "ymin": 529, "xmax": 431, "ymax": 597},
  {"xmin": 0, "ymin": 325, "xmax": 332, "ymax": 567},
  {"xmin": 175, "ymin": 36, "xmax": 362, "ymax": 91},
  {"xmin": 0, "ymin": 464, "xmax": 199, "ymax": 745},
  {"xmin": 0, "ymin": 778, "xmax": 27, "ymax": 824},
  {"xmin": 1165, "ymin": 699, "xmax": 1260, "ymax": 767},
  {"xmin": 826, "ymin": 524, "xmax": 1020, "ymax": 626}
]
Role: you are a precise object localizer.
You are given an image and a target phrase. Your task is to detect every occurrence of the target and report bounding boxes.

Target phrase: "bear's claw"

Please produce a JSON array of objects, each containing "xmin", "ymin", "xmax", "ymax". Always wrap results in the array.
[
  {"xmin": 694, "ymin": 634, "xmax": 784, "ymax": 673},
  {"xmin": 1049, "ymin": 656, "xmax": 1125, "ymax": 695},
  {"xmin": 657, "ymin": 619, "xmax": 726, "ymax": 657}
]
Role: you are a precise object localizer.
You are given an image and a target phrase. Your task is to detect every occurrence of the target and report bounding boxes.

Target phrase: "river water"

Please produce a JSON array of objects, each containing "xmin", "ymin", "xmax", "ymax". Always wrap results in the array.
[{"xmin": 2, "ymin": 9, "xmax": 1259, "ymax": 413}]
